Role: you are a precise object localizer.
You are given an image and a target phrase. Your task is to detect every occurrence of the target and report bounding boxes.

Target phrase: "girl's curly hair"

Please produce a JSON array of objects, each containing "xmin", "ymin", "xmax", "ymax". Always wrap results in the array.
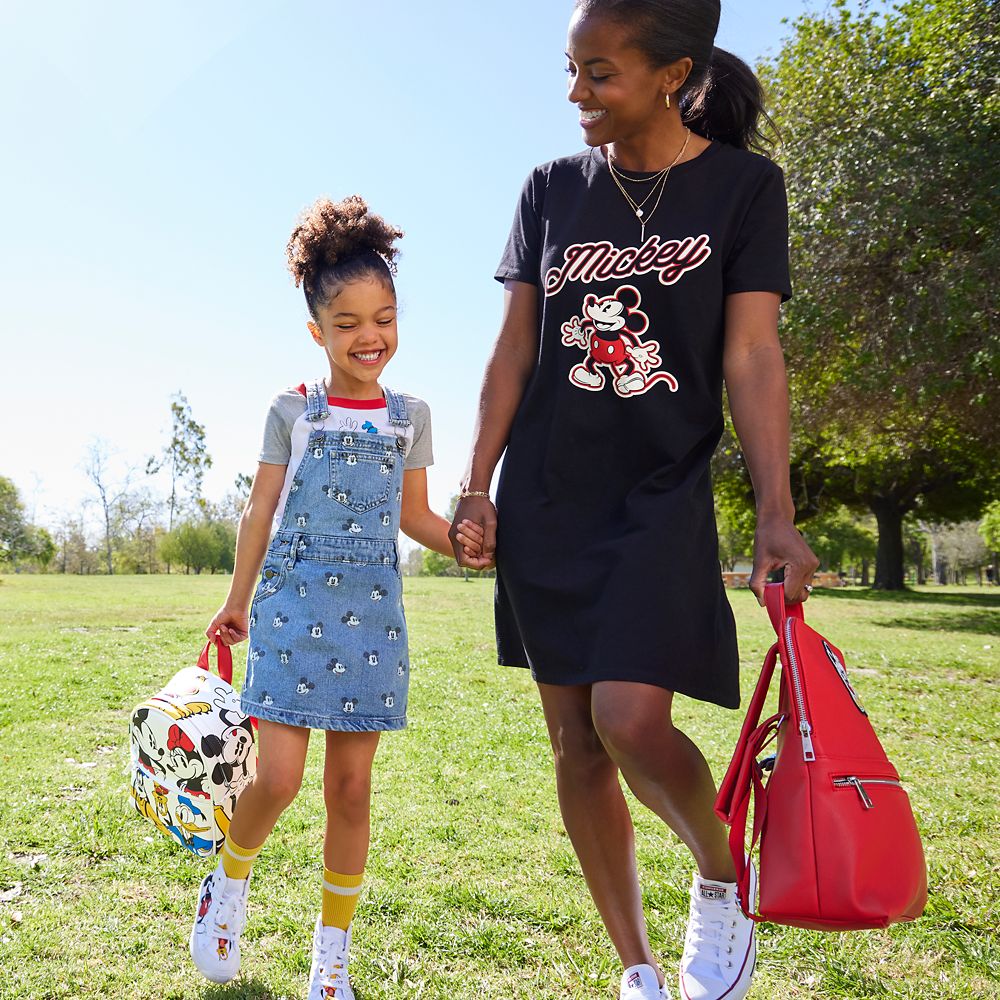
[{"xmin": 286, "ymin": 195, "xmax": 404, "ymax": 318}]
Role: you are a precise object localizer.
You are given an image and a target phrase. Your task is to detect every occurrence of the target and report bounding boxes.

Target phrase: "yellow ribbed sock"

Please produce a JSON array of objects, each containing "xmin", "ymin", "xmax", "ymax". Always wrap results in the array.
[
  {"xmin": 220, "ymin": 833, "xmax": 264, "ymax": 880},
  {"xmin": 322, "ymin": 868, "xmax": 365, "ymax": 930}
]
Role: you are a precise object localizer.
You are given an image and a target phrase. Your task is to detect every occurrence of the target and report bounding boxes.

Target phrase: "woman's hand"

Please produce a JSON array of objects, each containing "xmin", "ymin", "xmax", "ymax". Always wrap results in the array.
[
  {"xmin": 450, "ymin": 496, "xmax": 497, "ymax": 570},
  {"xmin": 748, "ymin": 513, "xmax": 820, "ymax": 606},
  {"xmin": 205, "ymin": 606, "xmax": 250, "ymax": 647}
]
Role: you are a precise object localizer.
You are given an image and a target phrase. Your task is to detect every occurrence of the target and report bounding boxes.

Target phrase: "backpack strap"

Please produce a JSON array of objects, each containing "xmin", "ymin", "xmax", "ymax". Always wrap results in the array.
[
  {"xmin": 714, "ymin": 641, "xmax": 782, "ymax": 921},
  {"xmin": 764, "ymin": 580, "xmax": 805, "ymax": 637}
]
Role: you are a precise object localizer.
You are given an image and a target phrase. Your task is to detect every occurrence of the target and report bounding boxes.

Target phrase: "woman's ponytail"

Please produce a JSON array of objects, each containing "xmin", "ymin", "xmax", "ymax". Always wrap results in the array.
[
  {"xmin": 682, "ymin": 47, "xmax": 774, "ymax": 153},
  {"xmin": 573, "ymin": 1, "xmax": 776, "ymax": 153}
]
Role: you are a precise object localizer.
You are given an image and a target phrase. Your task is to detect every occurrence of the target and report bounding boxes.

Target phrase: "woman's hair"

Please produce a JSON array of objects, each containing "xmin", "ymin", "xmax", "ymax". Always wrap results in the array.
[
  {"xmin": 286, "ymin": 195, "xmax": 404, "ymax": 319},
  {"xmin": 573, "ymin": 0, "xmax": 774, "ymax": 153}
]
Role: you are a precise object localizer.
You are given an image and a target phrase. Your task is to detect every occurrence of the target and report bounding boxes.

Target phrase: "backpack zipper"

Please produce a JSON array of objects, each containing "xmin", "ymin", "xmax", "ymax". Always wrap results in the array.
[
  {"xmin": 833, "ymin": 775, "xmax": 903, "ymax": 809},
  {"xmin": 784, "ymin": 618, "xmax": 815, "ymax": 762}
]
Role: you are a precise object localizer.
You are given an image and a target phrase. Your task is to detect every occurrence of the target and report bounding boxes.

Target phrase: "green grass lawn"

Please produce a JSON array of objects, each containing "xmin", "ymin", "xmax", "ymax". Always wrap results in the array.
[{"xmin": 0, "ymin": 575, "xmax": 997, "ymax": 999}]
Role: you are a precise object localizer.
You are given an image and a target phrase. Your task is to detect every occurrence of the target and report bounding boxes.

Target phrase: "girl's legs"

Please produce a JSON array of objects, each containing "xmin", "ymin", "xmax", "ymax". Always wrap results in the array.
[
  {"xmin": 590, "ymin": 681, "xmax": 735, "ymax": 882},
  {"xmin": 319, "ymin": 731, "xmax": 381, "ymax": 932},
  {"xmin": 191, "ymin": 721, "xmax": 309, "ymax": 982},
  {"xmin": 537, "ymin": 683, "xmax": 660, "ymax": 981},
  {"xmin": 323, "ymin": 731, "xmax": 381, "ymax": 873},
  {"xmin": 227, "ymin": 720, "xmax": 311, "ymax": 849}
]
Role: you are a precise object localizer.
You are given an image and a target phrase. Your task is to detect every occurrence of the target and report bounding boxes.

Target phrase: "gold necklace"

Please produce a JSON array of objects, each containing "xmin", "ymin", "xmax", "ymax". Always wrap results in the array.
[{"xmin": 608, "ymin": 128, "xmax": 691, "ymax": 241}]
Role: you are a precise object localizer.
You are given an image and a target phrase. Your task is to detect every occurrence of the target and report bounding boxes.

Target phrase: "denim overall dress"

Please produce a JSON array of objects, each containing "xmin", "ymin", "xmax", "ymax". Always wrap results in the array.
[{"xmin": 241, "ymin": 381, "xmax": 410, "ymax": 731}]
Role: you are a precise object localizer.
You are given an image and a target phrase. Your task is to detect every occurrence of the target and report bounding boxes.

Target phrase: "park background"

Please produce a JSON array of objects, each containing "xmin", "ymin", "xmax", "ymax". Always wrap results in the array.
[{"xmin": 0, "ymin": 0, "xmax": 997, "ymax": 997}]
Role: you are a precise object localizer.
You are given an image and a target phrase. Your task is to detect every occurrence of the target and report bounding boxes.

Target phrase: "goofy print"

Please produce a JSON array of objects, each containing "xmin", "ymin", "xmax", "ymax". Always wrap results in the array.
[{"xmin": 560, "ymin": 284, "xmax": 678, "ymax": 398}]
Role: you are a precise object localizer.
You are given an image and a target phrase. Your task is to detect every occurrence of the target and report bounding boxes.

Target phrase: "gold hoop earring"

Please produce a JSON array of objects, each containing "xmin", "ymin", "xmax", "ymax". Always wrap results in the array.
[{"xmin": 665, "ymin": 93, "xmax": 671, "ymax": 109}]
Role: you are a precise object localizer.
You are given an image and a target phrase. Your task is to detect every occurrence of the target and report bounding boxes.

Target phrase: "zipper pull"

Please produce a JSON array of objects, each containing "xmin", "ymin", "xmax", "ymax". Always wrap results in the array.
[
  {"xmin": 849, "ymin": 777, "xmax": 874, "ymax": 809},
  {"xmin": 799, "ymin": 720, "xmax": 816, "ymax": 762}
]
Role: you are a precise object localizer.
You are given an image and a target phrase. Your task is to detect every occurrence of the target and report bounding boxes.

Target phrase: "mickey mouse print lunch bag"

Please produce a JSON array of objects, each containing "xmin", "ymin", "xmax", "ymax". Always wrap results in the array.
[{"xmin": 129, "ymin": 641, "xmax": 256, "ymax": 858}]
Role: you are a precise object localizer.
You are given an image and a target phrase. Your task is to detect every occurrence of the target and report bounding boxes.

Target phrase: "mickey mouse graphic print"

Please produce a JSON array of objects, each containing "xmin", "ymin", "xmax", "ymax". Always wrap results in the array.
[{"xmin": 493, "ymin": 142, "xmax": 792, "ymax": 707}]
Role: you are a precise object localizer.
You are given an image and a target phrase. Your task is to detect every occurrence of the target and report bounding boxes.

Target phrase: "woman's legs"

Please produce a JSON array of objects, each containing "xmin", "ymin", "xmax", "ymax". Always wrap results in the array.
[
  {"xmin": 590, "ymin": 681, "xmax": 735, "ymax": 882},
  {"xmin": 322, "ymin": 731, "xmax": 381, "ymax": 873},
  {"xmin": 227, "ymin": 719, "xmax": 310, "ymax": 848},
  {"xmin": 537, "ymin": 683, "xmax": 661, "ymax": 983}
]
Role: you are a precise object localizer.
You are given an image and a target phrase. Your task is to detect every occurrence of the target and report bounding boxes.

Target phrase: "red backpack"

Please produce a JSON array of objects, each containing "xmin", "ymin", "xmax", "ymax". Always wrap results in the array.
[{"xmin": 715, "ymin": 583, "xmax": 928, "ymax": 930}]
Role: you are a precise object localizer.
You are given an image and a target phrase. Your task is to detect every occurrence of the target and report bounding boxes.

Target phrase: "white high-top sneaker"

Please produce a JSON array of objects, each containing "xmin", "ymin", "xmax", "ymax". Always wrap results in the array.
[
  {"xmin": 308, "ymin": 917, "xmax": 355, "ymax": 999},
  {"xmin": 678, "ymin": 863, "xmax": 757, "ymax": 1000},
  {"xmin": 620, "ymin": 963, "xmax": 670, "ymax": 1000},
  {"xmin": 189, "ymin": 862, "xmax": 251, "ymax": 983}
]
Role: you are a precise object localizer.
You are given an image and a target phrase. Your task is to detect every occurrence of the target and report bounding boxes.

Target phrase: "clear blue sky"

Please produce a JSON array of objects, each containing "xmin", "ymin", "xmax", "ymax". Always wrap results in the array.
[{"xmin": 0, "ymin": 0, "xmax": 821, "ymax": 531}]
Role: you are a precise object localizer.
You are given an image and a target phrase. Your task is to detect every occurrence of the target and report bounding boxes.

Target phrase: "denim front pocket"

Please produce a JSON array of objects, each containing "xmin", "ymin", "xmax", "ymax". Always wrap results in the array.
[
  {"xmin": 328, "ymin": 436, "xmax": 395, "ymax": 513},
  {"xmin": 251, "ymin": 555, "xmax": 289, "ymax": 608}
]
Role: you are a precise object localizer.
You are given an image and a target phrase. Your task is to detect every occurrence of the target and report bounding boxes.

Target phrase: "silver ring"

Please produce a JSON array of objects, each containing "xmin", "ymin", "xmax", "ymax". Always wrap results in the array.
[{"xmin": 805, "ymin": 584, "xmax": 814, "ymax": 593}]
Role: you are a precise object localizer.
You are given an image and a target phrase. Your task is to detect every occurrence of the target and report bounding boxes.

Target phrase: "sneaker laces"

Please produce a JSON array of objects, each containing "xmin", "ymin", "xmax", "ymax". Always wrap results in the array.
[
  {"xmin": 212, "ymin": 892, "xmax": 243, "ymax": 939},
  {"xmin": 683, "ymin": 899, "xmax": 738, "ymax": 973},
  {"xmin": 318, "ymin": 934, "xmax": 349, "ymax": 990}
]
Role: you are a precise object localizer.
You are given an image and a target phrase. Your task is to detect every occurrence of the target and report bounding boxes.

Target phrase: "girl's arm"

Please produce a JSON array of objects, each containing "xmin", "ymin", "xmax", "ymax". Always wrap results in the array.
[
  {"xmin": 722, "ymin": 291, "xmax": 819, "ymax": 606},
  {"xmin": 400, "ymin": 468, "xmax": 490, "ymax": 566},
  {"xmin": 448, "ymin": 279, "xmax": 540, "ymax": 564},
  {"xmin": 206, "ymin": 462, "xmax": 287, "ymax": 645}
]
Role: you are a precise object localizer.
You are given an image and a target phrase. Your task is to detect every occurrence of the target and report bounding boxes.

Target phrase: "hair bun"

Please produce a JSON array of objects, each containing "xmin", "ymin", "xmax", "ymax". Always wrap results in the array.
[{"xmin": 286, "ymin": 195, "xmax": 404, "ymax": 291}]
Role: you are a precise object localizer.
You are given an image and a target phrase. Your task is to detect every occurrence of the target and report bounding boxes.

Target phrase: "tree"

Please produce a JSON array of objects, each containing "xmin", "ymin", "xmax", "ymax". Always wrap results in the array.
[
  {"xmin": 762, "ymin": 0, "xmax": 1000, "ymax": 588},
  {"xmin": 799, "ymin": 506, "xmax": 877, "ymax": 575},
  {"xmin": 146, "ymin": 392, "xmax": 213, "ymax": 535},
  {"xmin": 83, "ymin": 441, "xmax": 138, "ymax": 575},
  {"xmin": 53, "ymin": 518, "xmax": 99, "ymax": 575},
  {"xmin": 980, "ymin": 500, "xmax": 1000, "ymax": 583},
  {"xmin": 0, "ymin": 476, "xmax": 29, "ymax": 564},
  {"xmin": 160, "ymin": 519, "xmax": 235, "ymax": 574},
  {"xmin": 980, "ymin": 501, "xmax": 1000, "ymax": 552}
]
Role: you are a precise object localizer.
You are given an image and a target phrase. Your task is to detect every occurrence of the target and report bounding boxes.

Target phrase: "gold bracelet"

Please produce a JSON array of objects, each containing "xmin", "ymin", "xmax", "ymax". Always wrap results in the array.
[{"xmin": 460, "ymin": 489, "xmax": 491, "ymax": 500}]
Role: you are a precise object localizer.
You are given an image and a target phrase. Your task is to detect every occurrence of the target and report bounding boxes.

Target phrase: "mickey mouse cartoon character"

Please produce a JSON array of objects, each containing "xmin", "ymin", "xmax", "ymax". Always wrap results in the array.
[{"xmin": 561, "ymin": 284, "xmax": 678, "ymax": 397}]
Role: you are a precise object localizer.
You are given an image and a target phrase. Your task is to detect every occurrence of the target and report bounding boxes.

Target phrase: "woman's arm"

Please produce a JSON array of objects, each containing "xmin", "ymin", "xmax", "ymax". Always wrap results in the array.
[
  {"xmin": 449, "ymin": 279, "xmax": 540, "ymax": 564},
  {"xmin": 206, "ymin": 462, "xmax": 287, "ymax": 645},
  {"xmin": 400, "ymin": 468, "xmax": 488, "ymax": 563},
  {"xmin": 722, "ymin": 291, "xmax": 819, "ymax": 605}
]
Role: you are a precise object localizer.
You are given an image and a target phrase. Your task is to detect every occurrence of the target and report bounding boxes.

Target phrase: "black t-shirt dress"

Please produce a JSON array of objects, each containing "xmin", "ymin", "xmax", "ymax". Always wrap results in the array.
[{"xmin": 493, "ymin": 141, "xmax": 792, "ymax": 709}]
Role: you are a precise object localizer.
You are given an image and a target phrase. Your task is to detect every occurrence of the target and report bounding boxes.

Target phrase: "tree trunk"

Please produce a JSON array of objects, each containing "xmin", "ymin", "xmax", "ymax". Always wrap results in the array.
[{"xmin": 871, "ymin": 499, "xmax": 906, "ymax": 590}]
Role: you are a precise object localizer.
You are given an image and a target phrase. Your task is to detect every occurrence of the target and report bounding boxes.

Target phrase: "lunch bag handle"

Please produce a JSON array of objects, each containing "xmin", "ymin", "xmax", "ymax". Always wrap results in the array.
[{"xmin": 197, "ymin": 638, "xmax": 234, "ymax": 685}]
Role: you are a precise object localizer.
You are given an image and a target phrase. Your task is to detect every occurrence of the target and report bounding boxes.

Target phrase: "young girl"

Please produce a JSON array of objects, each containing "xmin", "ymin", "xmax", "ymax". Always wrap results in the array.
[
  {"xmin": 190, "ymin": 195, "xmax": 487, "ymax": 998},
  {"xmin": 450, "ymin": 2, "xmax": 818, "ymax": 999}
]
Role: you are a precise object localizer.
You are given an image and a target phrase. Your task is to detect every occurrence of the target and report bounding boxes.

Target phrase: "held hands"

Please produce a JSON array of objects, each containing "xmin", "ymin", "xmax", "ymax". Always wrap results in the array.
[
  {"xmin": 748, "ymin": 513, "xmax": 820, "ymax": 607},
  {"xmin": 205, "ymin": 607, "xmax": 249, "ymax": 647},
  {"xmin": 453, "ymin": 517, "xmax": 494, "ymax": 570},
  {"xmin": 450, "ymin": 497, "xmax": 497, "ymax": 571}
]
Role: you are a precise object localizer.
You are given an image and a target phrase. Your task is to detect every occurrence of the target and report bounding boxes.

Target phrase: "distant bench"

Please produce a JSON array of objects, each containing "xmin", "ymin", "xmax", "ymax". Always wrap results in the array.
[{"xmin": 721, "ymin": 570, "xmax": 844, "ymax": 589}]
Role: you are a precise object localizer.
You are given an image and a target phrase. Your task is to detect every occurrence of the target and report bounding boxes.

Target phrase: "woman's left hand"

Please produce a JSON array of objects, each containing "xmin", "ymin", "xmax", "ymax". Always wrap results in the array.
[{"xmin": 748, "ymin": 513, "xmax": 820, "ymax": 606}]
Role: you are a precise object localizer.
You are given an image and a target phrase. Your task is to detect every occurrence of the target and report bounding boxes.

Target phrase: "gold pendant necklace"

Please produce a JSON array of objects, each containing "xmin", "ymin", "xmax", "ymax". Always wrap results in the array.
[{"xmin": 608, "ymin": 128, "xmax": 691, "ymax": 241}]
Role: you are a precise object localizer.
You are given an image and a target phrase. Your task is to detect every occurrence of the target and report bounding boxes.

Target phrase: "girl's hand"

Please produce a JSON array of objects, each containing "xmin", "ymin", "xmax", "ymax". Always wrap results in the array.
[
  {"xmin": 455, "ymin": 518, "xmax": 485, "ymax": 556},
  {"xmin": 206, "ymin": 606, "xmax": 250, "ymax": 647},
  {"xmin": 450, "ymin": 496, "xmax": 497, "ymax": 569},
  {"xmin": 453, "ymin": 517, "xmax": 496, "ymax": 571},
  {"xmin": 748, "ymin": 513, "xmax": 820, "ymax": 607}
]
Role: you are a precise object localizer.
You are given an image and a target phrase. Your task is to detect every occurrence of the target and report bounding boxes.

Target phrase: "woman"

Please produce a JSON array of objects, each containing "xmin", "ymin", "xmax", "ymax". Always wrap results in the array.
[{"xmin": 451, "ymin": 2, "xmax": 818, "ymax": 998}]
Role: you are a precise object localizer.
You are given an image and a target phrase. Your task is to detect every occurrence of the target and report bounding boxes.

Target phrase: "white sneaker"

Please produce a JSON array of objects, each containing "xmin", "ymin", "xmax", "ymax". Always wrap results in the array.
[
  {"xmin": 308, "ymin": 917, "xmax": 355, "ymax": 999},
  {"xmin": 679, "ymin": 863, "xmax": 757, "ymax": 1000},
  {"xmin": 189, "ymin": 862, "xmax": 250, "ymax": 983},
  {"xmin": 621, "ymin": 964, "xmax": 668, "ymax": 1000}
]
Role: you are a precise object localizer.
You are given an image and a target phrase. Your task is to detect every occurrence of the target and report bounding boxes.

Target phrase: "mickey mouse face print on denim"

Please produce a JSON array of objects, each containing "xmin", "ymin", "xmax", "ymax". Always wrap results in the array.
[{"xmin": 241, "ymin": 381, "xmax": 412, "ymax": 732}]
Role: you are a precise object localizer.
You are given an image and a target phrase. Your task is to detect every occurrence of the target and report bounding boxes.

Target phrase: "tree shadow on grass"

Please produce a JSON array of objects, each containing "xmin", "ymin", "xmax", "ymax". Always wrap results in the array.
[
  {"xmin": 814, "ymin": 587, "xmax": 1000, "ymax": 609},
  {"xmin": 873, "ymin": 610, "xmax": 1000, "ymax": 635}
]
